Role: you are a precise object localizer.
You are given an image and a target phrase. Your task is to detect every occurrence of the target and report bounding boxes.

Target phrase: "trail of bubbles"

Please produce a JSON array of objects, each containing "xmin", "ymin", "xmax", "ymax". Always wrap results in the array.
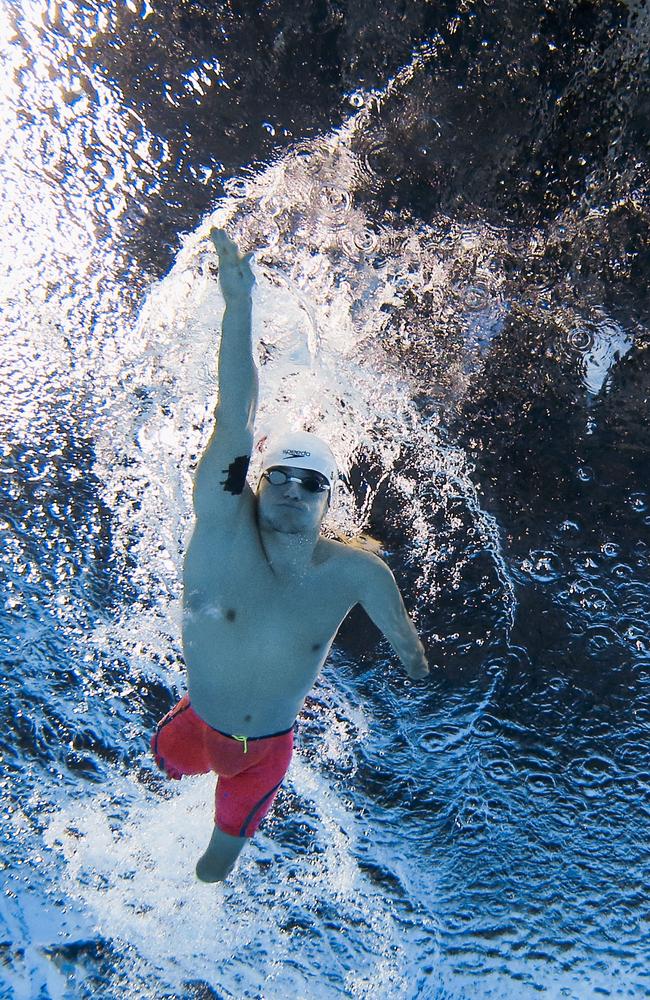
[{"xmin": 43, "ymin": 744, "xmax": 439, "ymax": 999}]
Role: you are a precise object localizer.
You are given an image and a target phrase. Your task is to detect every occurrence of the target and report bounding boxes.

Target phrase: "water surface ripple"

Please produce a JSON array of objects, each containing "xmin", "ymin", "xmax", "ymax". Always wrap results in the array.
[{"xmin": 1, "ymin": 2, "xmax": 649, "ymax": 998}]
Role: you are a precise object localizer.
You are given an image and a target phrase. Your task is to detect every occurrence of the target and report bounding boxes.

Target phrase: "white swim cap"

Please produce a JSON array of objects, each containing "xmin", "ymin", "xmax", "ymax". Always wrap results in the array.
[{"xmin": 260, "ymin": 430, "xmax": 338, "ymax": 487}]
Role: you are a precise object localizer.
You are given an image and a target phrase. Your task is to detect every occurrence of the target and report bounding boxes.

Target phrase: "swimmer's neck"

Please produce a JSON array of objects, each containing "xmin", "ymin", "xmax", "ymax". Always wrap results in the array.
[{"xmin": 257, "ymin": 522, "xmax": 324, "ymax": 577}]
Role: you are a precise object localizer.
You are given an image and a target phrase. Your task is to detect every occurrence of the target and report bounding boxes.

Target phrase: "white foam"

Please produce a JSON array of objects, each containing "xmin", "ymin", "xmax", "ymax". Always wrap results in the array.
[{"xmin": 44, "ymin": 740, "xmax": 434, "ymax": 996}]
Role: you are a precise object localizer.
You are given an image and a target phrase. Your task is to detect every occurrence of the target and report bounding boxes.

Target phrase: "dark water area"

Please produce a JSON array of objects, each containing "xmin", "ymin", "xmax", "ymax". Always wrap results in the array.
[{"xmin": 1, "ymin": 1, "xmax": 649, "ymax": 998}]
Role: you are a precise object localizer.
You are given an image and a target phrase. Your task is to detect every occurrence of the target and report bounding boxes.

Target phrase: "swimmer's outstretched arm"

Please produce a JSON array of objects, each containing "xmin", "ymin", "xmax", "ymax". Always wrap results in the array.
[
  {"xmin": 191, "ymin": 230, "xmax": 258, "ymax": 514},
  {"xmin": 209, "ymin": 229, "xmax": 258, "ymax": 428},
  {"xmin": 359, "ymin": 555, "xmax": 430, "ymax": 680}
]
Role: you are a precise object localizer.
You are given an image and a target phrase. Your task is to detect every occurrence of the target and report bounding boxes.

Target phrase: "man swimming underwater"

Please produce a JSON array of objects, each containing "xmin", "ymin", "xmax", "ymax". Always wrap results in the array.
[{"xmin": 151, "ymin": 229, "xmax": 429, "ymax": 882}]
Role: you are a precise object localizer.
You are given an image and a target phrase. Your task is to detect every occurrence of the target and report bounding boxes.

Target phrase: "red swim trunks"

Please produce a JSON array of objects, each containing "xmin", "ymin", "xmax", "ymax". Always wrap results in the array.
[{"xmin": 151, "ymin": 695, "xmax": 294, "ymax": 838}]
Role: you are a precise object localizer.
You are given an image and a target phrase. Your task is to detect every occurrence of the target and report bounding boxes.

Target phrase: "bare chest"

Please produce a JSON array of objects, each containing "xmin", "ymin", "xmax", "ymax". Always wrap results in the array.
[
  {"xmin": 189, "ymin": 517, "xmax": 352, "ymax": 651},
  {"xmin": 181, "ymin": 521, "xmax": 356, "ymax": 732}
]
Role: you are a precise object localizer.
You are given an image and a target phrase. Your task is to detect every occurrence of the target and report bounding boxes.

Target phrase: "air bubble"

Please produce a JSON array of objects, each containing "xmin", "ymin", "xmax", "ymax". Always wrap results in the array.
[
  {"xmin": 488, "ymin": 760, "xmax": 515, "ymax": 783},
  {"xmin": 351, "ymin": 131, "xmax": 389, "ymax": 186},
  {"xmin": 628, "ymin": 493, "xmax": 647, "ymax": 512},
  {"xmin": 340, "ymin": 227, "xmax": 380, "ymax": 258},
  {"xmin": 567, "ymin": 327, "xmax": 594, "ymax": 352},
  {"xmin": 526, "ymin": 772, "xmax": 556, "ymax": 793},
  {"xmin": 317, "ymin": 186, "xmax": 351, "ymax": 229},
  {"xmin": 522, "ymin": 550, "xmax": 563, "ymax": 582},
  {"xmin": 463, "ymin": 283, "xmax": 490, "ymax": 311}
]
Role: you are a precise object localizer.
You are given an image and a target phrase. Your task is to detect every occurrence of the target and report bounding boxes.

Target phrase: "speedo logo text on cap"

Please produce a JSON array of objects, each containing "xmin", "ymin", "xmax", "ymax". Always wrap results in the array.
[{"xmin": 282, "ymin": 449, "xmax": 311, "ymax": 458}]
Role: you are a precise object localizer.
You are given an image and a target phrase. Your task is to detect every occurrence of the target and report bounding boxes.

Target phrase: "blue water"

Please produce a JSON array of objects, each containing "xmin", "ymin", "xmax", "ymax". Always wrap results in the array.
[{"xmin": 1, "ymin": 1, "xmax": 649, "ymax": 997}]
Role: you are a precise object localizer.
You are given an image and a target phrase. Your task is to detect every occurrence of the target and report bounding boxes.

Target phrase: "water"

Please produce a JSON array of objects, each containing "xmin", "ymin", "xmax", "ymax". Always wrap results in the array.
[{"xmin": 1, "ymin": 1, "xmax": 649, "ymax": 997}]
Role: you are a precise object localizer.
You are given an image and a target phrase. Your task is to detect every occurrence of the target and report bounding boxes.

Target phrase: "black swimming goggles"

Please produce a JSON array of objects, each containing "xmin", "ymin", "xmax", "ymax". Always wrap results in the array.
[{"xmin": 262, "ymin": 467, "xmax": 331, "ymax": 494}]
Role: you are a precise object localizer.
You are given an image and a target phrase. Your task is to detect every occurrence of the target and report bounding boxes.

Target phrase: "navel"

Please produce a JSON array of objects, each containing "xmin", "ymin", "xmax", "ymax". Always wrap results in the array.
[
  {"xmin": 225, "ymin": 609, "xmax": 236, "ymax": 622},
  {"xmin": 311, "ymin": 642, "xmax": 321, "ymax": 652}
]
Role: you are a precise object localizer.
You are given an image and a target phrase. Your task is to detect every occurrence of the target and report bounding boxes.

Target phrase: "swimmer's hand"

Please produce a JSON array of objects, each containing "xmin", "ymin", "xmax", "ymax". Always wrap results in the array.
[
  {"xmin": 404, "ymin": 651, "xmax": 430, "ymax": 680},
  {"xmin": 208, "ymin": 228, "xmax": 255, "ymax": 301}
]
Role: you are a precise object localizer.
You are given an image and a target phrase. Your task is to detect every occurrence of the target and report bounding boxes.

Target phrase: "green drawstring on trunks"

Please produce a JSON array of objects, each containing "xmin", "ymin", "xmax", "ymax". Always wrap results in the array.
[{"xmin": 232, "ymin": 734, "xmax": 249, "ymax": 754}]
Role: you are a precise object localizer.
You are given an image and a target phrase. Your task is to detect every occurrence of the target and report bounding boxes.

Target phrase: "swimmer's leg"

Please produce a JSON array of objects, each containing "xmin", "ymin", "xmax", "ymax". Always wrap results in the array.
[
  {"xmin": 196, "ymin": 728, "xmax": 292, "ymax": 882},
  {"xmin": 195, "ymin": 825, "xmax": 248, "ymax": 883}
]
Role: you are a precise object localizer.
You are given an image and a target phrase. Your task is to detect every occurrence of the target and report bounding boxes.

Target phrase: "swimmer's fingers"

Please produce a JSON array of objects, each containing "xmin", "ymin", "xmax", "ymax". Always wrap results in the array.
[
  {"xmin": 208, "ymin": 228, "xmax": 253, "ymax": 264},
  {"xmin": 208, "ymin": 227, "xmax": 235, "ymax": 254},
  {"xmin": 209, "ymin": 230, "xmax": 255, "ymax": 299}
]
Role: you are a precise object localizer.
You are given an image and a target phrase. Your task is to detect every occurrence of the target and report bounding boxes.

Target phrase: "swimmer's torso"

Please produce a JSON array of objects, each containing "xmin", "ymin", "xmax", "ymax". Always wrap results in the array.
[{"xmin": 182, "ymin": 506, "xmax": 359, "ymax": 736}]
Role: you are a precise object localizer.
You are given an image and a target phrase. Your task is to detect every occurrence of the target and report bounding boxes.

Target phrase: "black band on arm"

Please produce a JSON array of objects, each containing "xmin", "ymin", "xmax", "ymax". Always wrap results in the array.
[{"xmin": 220, "ymin": 455, "xmax": 251, "ymax": 495}]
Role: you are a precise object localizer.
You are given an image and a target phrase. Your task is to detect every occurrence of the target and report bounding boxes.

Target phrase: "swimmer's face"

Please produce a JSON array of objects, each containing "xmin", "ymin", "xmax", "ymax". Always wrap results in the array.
[{"xmin": 256, "ymin": 466, "xmax": 330, "ymax": 535}]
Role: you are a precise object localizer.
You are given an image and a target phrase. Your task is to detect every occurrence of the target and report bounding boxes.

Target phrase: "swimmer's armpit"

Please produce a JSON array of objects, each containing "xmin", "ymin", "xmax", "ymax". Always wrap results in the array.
[{"xmin": 220, "ymin": 455, "xmax": 250, "ymax": 495}]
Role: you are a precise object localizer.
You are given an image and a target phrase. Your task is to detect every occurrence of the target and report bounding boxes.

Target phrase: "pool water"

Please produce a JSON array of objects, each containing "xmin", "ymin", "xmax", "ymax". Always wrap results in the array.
[{"xmin": 1, "ymin": 2, "xmax": 648, "ymax": 997}]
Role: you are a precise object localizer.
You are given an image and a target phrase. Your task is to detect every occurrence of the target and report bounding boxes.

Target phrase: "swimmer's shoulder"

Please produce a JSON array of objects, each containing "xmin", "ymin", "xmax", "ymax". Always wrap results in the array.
[
  {"xmin": 316, "ymin": 533, "xmax": 389, "ymax": 585},
  {"xmin": 320, "ymin": 529, "xmax": 384, "ymax": 555}
]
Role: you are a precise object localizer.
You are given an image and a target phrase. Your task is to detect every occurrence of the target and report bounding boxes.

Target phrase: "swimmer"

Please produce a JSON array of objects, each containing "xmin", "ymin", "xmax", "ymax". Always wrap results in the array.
[{"xmin": 151, "ymin": 229, "xmax": 429, "ymax": 882}]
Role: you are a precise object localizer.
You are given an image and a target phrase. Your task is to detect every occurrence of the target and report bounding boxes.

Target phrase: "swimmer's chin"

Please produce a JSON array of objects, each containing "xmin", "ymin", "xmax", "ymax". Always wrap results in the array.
[{"xmin": 259, "ymin": 514, "xmax": 305, "ymax": 536}]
